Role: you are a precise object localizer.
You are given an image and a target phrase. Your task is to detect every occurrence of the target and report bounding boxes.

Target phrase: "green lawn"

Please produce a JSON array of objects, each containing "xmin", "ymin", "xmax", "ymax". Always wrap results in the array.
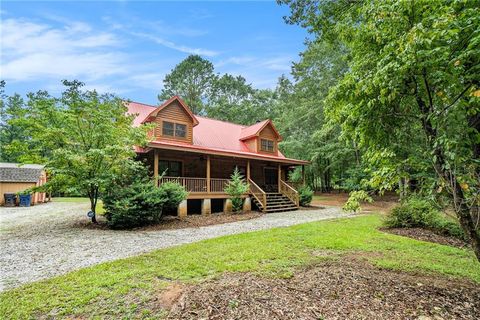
[
  {"xmin": 1, "ymin": 214, "xmax": 478, "ymax": 319},
  {"xmin": 53, "ymin": 197, "xmax": 105, "ymax": 214}
]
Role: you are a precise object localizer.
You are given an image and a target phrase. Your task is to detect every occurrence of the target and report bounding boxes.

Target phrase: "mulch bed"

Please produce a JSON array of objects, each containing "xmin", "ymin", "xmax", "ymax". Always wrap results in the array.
[
  {"xmin": 76, "ymin": 211, "xmax": 263, "ymax": 231},
  {"xmin": 381, "ymin": 227, "xmax": 469, "ymax": 249},
  {"xmin": 163, "ymin": 257, "xmax": 479, "ymax": 320},
  {"xmin": 139, "ymin": 212, "xmax": 263, "ymax": 231}
]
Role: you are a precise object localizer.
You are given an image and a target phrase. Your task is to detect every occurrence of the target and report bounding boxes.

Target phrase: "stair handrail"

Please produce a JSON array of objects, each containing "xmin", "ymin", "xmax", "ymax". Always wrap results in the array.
[
  {"xmin": 280, "ymin": 179, "xmax": 300, "ymax": 207},
  {"xmin": 248, "ymin": 178, "xmax": 267, "ymax": 212}
]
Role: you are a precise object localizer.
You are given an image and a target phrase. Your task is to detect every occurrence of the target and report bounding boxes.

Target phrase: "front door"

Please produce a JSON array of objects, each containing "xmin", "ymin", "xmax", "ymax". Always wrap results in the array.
[{"xmin": 264, "ymin": 167, "xmax": 278, "ymax": 192}]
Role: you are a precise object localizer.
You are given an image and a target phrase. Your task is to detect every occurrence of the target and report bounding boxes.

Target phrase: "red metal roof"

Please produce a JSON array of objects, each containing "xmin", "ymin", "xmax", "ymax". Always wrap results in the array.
[
  {"xmin": 240, "ymin": 119, "xmax": 282, "ymax": 141},
  {"xmin": 127, "ymin": 100, "xmax": 309, "ymax": 165},
  {"xmin": 127, "ymin": 101, "xmax": 157, "ymax": 127}
]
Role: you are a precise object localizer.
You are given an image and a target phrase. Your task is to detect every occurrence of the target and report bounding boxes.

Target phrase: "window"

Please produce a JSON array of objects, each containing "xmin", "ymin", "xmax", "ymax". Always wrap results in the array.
[
  {"xmin": 162, "ymin": 121, "xmax": 174, "ymax": 136},
  {"xmin": 175, "ymin": 123, "xmax": 186, "ymax": 138},
  {"xmin": 159, "ymin": 160, "xmax": 182, "ymax": 177},
  {"xmin": 162, "ymin": 121, "xmax": 187, "ymax": 138},
  {"xmin": 260, "ymin": 139, "xmax": 274, "ymax": 152}
]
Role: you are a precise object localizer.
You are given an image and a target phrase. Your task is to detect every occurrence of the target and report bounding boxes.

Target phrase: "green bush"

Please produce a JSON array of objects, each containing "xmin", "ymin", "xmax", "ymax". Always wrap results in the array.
[
  {"xmin": 103, "ymin": 179, "xmax": 166, "ymax": 229},
  {"xmin": 343, "ymin": 190, "xmax": 373, "ymax": 213},
  {"xmin": 102, "ymin": 161, "xmax": 187, "ymax": 229},
  {"xmin": 385, "ymin": 197, "xmax": 465, "ymax": 240},
  {"xmin": 224, "ymin": 167, "xmax": 249, "ymax": 212},
  {"xmin": 158, "ymin": 182, "xmax": 188, "ymax": 211},
  {"xmin": 298, "ymin": 185, "xmax": 313, "ymax": 206}
]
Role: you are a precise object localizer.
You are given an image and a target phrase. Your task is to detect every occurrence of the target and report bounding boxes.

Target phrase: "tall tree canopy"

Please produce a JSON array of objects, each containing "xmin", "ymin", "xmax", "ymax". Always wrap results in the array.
[
  {"xmin": 279, "ymin": 0, "xmax": 480, "ymax": 259},
  {"xmin": 158, "ymin": 55, "xmax": 282, "ymax": 125},
  {"xmin": 2, "ymin": 80, "xmax": 149, "ymax": 221},
  {"xmin": 158, "ymin": 55, "xmax": 216, "ymax": 114}
]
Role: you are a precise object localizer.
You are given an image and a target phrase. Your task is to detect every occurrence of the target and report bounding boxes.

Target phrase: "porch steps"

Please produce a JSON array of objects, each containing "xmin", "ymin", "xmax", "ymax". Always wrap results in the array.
[{"xmin": 252, "ymin": 192, "xmax": 298, "ymax": 213}]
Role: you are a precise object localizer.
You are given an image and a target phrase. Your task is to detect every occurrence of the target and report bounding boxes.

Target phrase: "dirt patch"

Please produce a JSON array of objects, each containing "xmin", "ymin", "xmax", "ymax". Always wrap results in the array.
[
  {"xmin": 166, "ymin": 258, "xmax": 479, "ymax": 320},
  {"xmin": 75, "ymin": 211, "xmax": 263, "ymax": 231},
  {"xmin": 381, "ymin": 227, "xmax": 469, "ymax": 249},
  {"xmin": 157, "ymin": 283, "xmax": 185, "ymax": 310},
  {"xmin": 313, "ymin": 192, "xmax": 399, "ymax": 213}
]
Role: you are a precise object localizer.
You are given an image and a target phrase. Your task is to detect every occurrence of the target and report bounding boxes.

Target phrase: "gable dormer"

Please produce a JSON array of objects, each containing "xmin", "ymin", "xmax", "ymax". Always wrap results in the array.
[
  {"xmin": 143, "ymin": 96, "xmax": 198, "ymax": 144},
  {"xmin": 240, "ymin": 120, "xmax": 282, "ymax": 156}
]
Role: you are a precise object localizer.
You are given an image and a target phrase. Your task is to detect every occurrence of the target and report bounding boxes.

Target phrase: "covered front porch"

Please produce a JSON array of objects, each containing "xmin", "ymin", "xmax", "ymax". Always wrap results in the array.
[{"xmin": 138, "ymin": 148, "xmax": 305, "ymax": 213}]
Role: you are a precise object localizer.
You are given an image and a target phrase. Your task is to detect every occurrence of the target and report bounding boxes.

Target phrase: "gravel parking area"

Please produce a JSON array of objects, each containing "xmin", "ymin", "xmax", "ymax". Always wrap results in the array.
[{"xmin": 0, "ymin": 201, "xmax": 348, "ymax": 291}]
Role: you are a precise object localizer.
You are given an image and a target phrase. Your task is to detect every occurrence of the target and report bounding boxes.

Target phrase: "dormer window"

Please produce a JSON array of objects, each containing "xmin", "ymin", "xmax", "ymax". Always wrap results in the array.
[
  {"xmin": 162, "ymin": 121, "xmax": 187, "ymax": 138},
  {"xmin": 175, "ymin": 123, "xmax": 186, "ymax": 138},
  {"xmin": 260, "ymin": 138, "xmax": 274, "ymax": 152},
  {"xmin": 162, "ymin": 121, "xmax": 174, "ymax": 136}
]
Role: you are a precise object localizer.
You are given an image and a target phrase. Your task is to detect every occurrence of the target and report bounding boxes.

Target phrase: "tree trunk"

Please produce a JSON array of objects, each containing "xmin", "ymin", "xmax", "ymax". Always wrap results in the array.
[
  {"xmin": 88, "ymin": 185, "xmax": 98, "ymax": 224},
  {"xmin": 451, "ymin": 179, "xmax": 480, "ymax": 260},
  {"xmin": 415, "ymin": 85, "xmax": 480, "ymax": 261}
]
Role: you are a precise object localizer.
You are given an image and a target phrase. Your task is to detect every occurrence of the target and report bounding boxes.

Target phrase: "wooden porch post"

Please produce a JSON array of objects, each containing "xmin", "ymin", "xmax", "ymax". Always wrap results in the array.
[
  {"xmin": 247, "ymin": 160, "xmax": 251, "ymax": 181},
  {"xmin": 206, "ymin": 155, "xmax": 211, "ymax": 193},
  {"xmin": 278, "ymin": 164, "xmax": 282, "ymax": 192},
  {"xmin": 301, "ymin": 165, "xmax": 305, "ymax": 186},
  {"xmin": 154, "ymin": 149, "xmax": 159, "ymax": 183}
]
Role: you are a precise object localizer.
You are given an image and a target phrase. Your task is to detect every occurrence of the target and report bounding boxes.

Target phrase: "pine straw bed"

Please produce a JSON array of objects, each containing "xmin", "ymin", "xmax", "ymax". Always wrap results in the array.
[{"xmin": 159, "ymin": 257, "xmax": 479, "ymax": 320}]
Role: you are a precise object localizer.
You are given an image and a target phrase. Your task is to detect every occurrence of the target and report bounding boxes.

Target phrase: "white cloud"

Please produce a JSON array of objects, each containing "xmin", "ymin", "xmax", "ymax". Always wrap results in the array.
[
  {"xmin": 128, "ymin": 73, "xmax": 165, "ymax": 90},
  {"xmin": 217, "ymin": 55, "xmax": 292, "ymax": 72},
  {"xmin": 130, "ymin": 32, "xmax": 219, "ymax": 57},
  {"xmin": 0, "ymin": 18, "xmax": 125, "ymax": 82},
  {"xmin": 214, "ymin": 55, "xmax": 294, "ymax": 88}
]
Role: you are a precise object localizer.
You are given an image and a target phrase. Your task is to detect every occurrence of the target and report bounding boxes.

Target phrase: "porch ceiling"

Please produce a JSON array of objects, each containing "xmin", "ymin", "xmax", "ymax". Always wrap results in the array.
[{"xmin": 146, "ymin": 141, "xmax": 309, "ymax": 166}]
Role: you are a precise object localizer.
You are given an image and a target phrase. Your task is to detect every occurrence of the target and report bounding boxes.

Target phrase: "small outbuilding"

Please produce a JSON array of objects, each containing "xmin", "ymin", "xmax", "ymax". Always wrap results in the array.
[{"xmin": 0, "ymin": 163, "xmax": 47, "ymax": 205}]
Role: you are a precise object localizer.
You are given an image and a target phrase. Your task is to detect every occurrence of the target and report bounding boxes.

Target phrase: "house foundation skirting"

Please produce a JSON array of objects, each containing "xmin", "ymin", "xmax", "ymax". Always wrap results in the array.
[
  {"xmin": 201, "ymin": 199, "xmax": 211, "ymax": 215},
  {"xmin": 177, "ymin": 200, "xmax": 188, "ymax": 217},
  {"xmin": 223, "ymin": 199, "xmax": 232, "ymax": 213}
]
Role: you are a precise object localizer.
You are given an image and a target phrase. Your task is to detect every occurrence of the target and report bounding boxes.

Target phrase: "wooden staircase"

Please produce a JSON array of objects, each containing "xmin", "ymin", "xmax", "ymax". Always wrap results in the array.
[
  {"xmin": 252, "ymin": 192, "xmax": 298, "ymax": 213},
  {"xmin": 248, "ymin": 178, "xmax": 299, "ymax": 213}
]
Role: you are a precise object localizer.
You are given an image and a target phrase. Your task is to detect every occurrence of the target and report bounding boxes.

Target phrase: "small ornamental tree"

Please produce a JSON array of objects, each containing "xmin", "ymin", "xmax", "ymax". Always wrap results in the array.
[
  {"xmin": 2, "ymin": 80, "xmax": 150, "ymax": 222},
  {"xmin": 343, "ymin": 190, "xmax": 373, "ymax": 213},
  {"xmin": 224, "ymin": 167, "xmax": 250, "ymax": 212}
]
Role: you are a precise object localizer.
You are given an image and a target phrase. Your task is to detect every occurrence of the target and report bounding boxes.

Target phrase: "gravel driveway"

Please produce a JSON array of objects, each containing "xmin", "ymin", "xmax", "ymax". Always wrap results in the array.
[{"xmin": 0, "ymin": 201, "xmax": 348, "ymax": 291}]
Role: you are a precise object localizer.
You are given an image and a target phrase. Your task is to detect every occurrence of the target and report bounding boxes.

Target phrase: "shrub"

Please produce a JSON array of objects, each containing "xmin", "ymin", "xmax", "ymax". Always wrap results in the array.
[
  {"xmin": 384, "ymin": 196, "xmax": 465, "ymax": 240},
  {"xmin": 102, "ymin": 161, "xmax": 187, "ymax": 229},
  {"xmin": 298, "ymin": 185, "xmax": 313, "ymax": 206},
  {"xmin": 343, "ymin": 190, "xmax": 373, "ymax": 213},
  {"xmin": 224, "ymin": 167, "xmax": 249, "ymax": 212},
  {"xmin": 384, "ymin": 197, "xmax": 439, "ymax": 228},
  {"xmin": 158, "ymin": 182, "xmax": 188, "ymax": 211}
]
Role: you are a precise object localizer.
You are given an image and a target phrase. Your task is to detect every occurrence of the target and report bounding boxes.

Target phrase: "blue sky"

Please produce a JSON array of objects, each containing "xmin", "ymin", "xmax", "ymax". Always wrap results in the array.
[{"xmin": 1, "ymin": 1, "xmax": 307, "ymax": 104}]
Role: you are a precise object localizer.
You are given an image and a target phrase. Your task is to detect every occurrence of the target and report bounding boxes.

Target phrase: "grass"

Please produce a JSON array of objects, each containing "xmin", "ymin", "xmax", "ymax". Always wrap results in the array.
[
  {"xmin": 53, "ymin": 197, "xmax": 105, "ymax": 214},
  {"xmin": 1, "ymin": 214, "xmax": 478, "ymax": 319}
]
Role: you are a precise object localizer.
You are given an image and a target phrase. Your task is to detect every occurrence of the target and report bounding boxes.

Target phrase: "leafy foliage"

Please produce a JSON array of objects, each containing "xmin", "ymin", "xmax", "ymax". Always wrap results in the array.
[
  {"xmin": 0, "ymin": 80, "xmax": 149, "ymax": 219},
  {"xmin": 385, "ymin": 197, "xmax": 465, "ymax": 240},
  {"xmin": 158, "ymin": 55, "xmax": 216, "ymax": 115},
  {"xmin": 343, "ymin": 190, "xmax": 373, "ymax": 213},
  {"xmin": 224, "ymin": 167, "xmax": 250, "ymax": 212},
  {"xmin": 102, "ymin": 161, "xmax": 187, "ymax": 229},
  {"xmin": 298, "ymin": 185, "xmax": 313, "ymax": 206},
  {"xmin": 158, "ymin": 182, "xmax": 189, "ymax": 211},
  {"xmin": 279, "ymin": 0, "xmax": 480, "ymax": 260}
]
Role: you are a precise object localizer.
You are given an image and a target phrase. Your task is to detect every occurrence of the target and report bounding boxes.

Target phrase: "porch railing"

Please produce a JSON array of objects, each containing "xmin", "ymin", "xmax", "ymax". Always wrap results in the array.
[
  {"xmin": 159, "ymin": 176, "xmax": 207, "ymax": 193},
  {"xmin": 159, "ymin": 176, "xmax": 232, "ymax": 194},
  {"xmin": 210, "ymin": 178, "xmax": 230, "ymax": 193},
  {"xmin": 248, "ymin": 178, "xmax": 267, "ymax": 212},
  {"xmin": 280, "ymin": 179, "xmax": 300, "ymax": 207}
]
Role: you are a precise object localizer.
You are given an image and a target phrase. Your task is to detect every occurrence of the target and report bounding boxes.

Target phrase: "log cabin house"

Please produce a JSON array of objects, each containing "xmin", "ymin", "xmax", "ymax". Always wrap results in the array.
[{"xmin": 127, "ymin": 96, "xmax": 308, "ymax": 216}]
